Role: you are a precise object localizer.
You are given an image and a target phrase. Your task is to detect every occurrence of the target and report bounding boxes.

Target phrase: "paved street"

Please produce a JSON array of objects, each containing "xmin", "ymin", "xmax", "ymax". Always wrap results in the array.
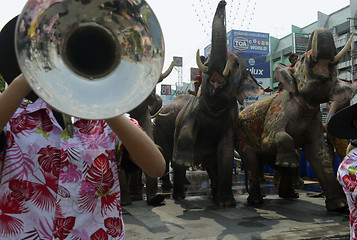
[{"xmin": 123, "ymin": 171, "xmax": 350, "ymax": 240}]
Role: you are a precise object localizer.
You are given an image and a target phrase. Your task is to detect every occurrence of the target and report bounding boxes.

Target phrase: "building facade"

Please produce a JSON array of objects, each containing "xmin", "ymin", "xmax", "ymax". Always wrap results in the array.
[
  {"xmin": 269, "ymin": 0, "xmax": 356, "ymax": 122},
  {"xmin": 270, "ymin": 0, "xmax": 357, "ymax": 90}
]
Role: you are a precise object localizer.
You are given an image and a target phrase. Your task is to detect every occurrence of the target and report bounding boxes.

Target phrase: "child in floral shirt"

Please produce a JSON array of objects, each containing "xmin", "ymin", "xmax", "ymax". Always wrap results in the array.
[
  {"xmin": 328, "ymin": 93, "xmax": 357, "ymax": 240},
  {"xmin": 0, "ymin": 17, "xmax": 165, "ymax": 239},
  {"xmin": 337, "ymin": 146, "xmax": 357, "ymax": 239}
]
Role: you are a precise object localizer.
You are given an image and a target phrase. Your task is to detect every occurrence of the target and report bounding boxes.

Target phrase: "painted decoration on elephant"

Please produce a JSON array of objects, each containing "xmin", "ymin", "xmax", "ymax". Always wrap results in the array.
[
  {"xmin": 295, "ymin": 49, "xmax": 311, "ymax": 91},
  {"xmin": 237, "ymin": 95, "xmax": 276, "ymax": 149}
]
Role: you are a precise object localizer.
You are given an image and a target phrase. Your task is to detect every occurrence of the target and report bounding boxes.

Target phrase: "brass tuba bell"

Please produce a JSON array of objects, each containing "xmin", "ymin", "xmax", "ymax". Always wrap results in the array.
[{"xmin": 15, "ymin": 0, "xmax": 165, "ymax": 119}]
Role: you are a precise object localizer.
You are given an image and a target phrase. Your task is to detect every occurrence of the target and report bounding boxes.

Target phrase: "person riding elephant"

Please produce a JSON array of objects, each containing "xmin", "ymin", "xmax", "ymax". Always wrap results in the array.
[{"xmin": 235, "ymin": 28, "xmax": 353, "ymax": 212}]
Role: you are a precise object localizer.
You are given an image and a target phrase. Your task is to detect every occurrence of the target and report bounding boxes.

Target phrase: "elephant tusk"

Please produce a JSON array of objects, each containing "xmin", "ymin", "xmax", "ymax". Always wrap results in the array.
[
  {"xmin": 334, "ymin": 33, "xmax": 354, "ymax": 63},
  {"xmin": 151, "ymin": 106, "xmax": 164, "ymax": 118},
  {"xmin": 222, "ymin": 60, "xmax": 232, "ymax": 77},
  {"xmin": 158, "ymin": 61, "xmax": 175, "ymax": 83},
  {"xmin": 196, "ymin": 49, "xmax": 208, "ymax": 73},
  {"xmin": 311, "ymin": 29, "xmax": 319, "ymax": 61}
]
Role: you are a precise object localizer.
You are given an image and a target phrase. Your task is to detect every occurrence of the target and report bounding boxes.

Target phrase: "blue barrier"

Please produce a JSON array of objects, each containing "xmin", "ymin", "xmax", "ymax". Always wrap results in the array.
[
  {"xmin": 264, "ymin": 164, "xmax": 274, "ymax": 174},
  {"xmin": 263, "ymin": 149, "xmax": 340, "ymax": 178}
]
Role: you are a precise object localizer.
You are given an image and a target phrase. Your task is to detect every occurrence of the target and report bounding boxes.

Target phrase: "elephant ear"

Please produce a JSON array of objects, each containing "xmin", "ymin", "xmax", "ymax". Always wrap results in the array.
[
  {"xmin": 236, "ymin": 70, "xmax": 265, "ymax": 105},
  {"xmin": 273, "ymin": 63, "xmax": 297, "ymax": 93},
  {"xmin": 330, "ymin": 79, "xmax": 353, "ymax": 103}
]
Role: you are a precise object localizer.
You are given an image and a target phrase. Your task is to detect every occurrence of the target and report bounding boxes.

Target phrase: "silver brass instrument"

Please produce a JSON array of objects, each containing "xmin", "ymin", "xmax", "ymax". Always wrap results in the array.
[{"xmin": 15, "ymin": 0, "xmax": 165, "ymax": 119}]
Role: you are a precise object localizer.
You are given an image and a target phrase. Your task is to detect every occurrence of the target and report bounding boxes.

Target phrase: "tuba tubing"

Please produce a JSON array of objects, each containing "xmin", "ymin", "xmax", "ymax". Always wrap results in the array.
[{"xmin": 15, "ymin": 0, "xmax": 165, "ymax": 120}]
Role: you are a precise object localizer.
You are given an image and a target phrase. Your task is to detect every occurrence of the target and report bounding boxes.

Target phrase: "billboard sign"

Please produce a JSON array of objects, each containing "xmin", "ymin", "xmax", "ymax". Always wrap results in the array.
[
  {"xmin": 173, "ymin": 56, "xmax": 183, "ymax": 67},
  {"xmin": 161, "ymin": 84, "xmax": 171, "ymax": 95},
  {"xmin": 204, "ymin": 44, "xmax": 211, "ymax": 58},
  {"xmin": 240, "ymin": 52, "xmax": 270, "ymax": 78},
  {"xmin": 294, "ymin": 32, "xmax": 310, "ymax": 54},
  {"xmin": 203, "ymin": 29, "xmax": 270, "ymax": 79},
  {"xmin": 228, "ymin": 30, "xmax": 269, "ymax": 55}
]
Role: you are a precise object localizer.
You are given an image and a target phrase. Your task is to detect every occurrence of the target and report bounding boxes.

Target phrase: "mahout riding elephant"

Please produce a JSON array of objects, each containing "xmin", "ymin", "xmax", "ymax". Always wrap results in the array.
[
  {"xmin": 119, "ymin": 62, "xmax": 174, "ymax": 206},
  {"xmin": 154, "ymin": 0, "xmax": 265, "ymax": 207},
  {"xmin": 236, "ymin": 28, "xmax": 353, "ymax": 211}
]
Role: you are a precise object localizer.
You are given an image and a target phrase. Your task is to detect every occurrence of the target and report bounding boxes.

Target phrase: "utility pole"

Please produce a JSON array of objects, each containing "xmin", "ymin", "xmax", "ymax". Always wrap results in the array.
[{"xmin": 173, "ymin": 56, "xmax": 184, "ymax": 95}]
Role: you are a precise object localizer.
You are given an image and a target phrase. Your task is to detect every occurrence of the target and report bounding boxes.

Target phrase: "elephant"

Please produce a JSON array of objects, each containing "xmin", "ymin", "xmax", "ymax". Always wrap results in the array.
[
  {"xmin": 118, "ymin": 61, "xmax": 174, "ymax": 206},
  {"xmin": 235, "ymin": 28, "xmax": 353, "ymax": 211},
  {"xmin": 153, "ymin": 0, "xmax": 265, "ymax": 207},
  {"xmin": 153, "ymin": 94, "xmax": 193, "ymax": 191}
]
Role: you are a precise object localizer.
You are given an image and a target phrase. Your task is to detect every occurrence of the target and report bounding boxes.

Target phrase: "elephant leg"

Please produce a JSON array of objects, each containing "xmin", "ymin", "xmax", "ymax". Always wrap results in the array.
[
  {"xmin": 277, "ymin": 167, "xmax": 299, "ymax": 199},
  {"xmin": 172, "ymin": 163, "xmax": 187, "ymax": 200},
  {"xmin": 303, "ymin": 133, "xmax": 347, "ymax": 211},
  {"xmin": 145, "ymin": 174, "xmax": 167, "ymax": 206},
  {"xmin": 154, "ymin": 133, "xmax": 173, "ymax": 191},
  {"xmin": 269, "ymin": 131, "xmax": 299, "ymax": 168},
  {"xmin": 173, "ymin": 122, "xmax": 195, "ymax": 166},
  {"xmin": 275, "ymin": 150, "xmax": 303, "ymax": 190},
  {"xmin": 203, "ymin": 161, "xmax": 217, "ymax": 201},
  {"xmin": 161, "ymin": 157, "xmax": 173, "ymax": 191},
  {"xmin": 128, "ymin": 169, "xmax": 143, "ymax": 201},
  {"xmin": 118, "ymin": 170, "xmax": 132, "ymax": 206},
  {"xmin": 239, "ymin": 147, "xmax": 263, "ymax": 205},
  {"xmin": 215, "ymin": 138, "xmax": 236, "ymax": 207}
]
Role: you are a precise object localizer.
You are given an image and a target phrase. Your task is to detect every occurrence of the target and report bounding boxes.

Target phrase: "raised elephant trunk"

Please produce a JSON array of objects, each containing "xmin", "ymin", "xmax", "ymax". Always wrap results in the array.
[
  {"xmin": 207, "ymin": 0, "xmax": 227, "ymax": 75},
  {"xmin": 310, "ymin": 28, "xmax": 353, "ymax": 63}
]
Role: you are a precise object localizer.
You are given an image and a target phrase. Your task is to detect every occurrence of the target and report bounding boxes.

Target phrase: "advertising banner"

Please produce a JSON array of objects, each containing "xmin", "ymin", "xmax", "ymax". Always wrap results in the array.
[
  {"xmin": 239, "ymin": 52, "xmax": 270, "ymax": 79},
  {"xmin": 293, "ymin": 32, "xmax": 310, "ymax": 55},
  {"xmin": 161, "ymin": 84, "xmax": 171, "ymax": 95},
  {"xmin": 228, "ymin": 30, "xmax": 269, "ymax": 55},
  {"xmin": 173, "ymin": 56, "xmax": 183, "ymax": 67}
]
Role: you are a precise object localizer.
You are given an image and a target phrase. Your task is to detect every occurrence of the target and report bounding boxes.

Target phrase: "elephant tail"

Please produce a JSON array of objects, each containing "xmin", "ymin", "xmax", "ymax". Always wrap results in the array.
[{"xmin": 242, "ymin": 163, "xmax": 250, "ymax": 194}]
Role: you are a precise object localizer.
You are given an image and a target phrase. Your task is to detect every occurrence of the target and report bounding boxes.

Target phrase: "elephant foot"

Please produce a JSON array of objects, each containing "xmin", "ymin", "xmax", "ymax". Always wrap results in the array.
[
  {"xmin": 172, "ymin": 191, "xmax": 186, "ymax": 200},
  {"xmin": 275, "ymin": 152, "xmax": 299, "ymax": 168},
  {"xmin": 214, "ymin": 194, "xmax": 236, "ymax": 207},
  {"xmin": 247, "ymin": 196, "xmax": 264, "ymax": 206},
  {"xmin": 247, "ymin": 194, "xmax": 263, "ymax": 205},
  {"xmin": 147, "ymin": 193, "xmax": 169, "ymax": 206},
  {"xmin": 121, "ymin": 196, "xmax": 132, "ymax": 206},
  {"xmin": 325, "ymin": 197, "xmax": 348, "ymax": 212},
  {"xmin": 130, "ymin": 193, "xmax": 143, "ymax": 201},
  {"xmin": 278, "ymin": 184, "xmax": 299, "ymax": 199},
  {"xmin": 278, "ymin": 190, "xmax": 299, "ymax": 199}
]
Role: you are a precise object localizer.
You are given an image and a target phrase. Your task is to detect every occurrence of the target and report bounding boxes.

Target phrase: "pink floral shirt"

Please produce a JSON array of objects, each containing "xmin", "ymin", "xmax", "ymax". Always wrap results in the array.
[
  {"xmin": 337, "ymin": 147, "xmax": 357, "ymax": 240},
  {"xmin": 0, "ymin": 98, "xmax": 127, "ymax": 239}
]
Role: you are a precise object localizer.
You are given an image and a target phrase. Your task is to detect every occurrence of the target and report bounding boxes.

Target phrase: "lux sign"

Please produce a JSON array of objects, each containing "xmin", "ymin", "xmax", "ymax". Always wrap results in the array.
[{"xmin": 248, "ymin": 67, "xmax": 264, "ymax": 76}]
